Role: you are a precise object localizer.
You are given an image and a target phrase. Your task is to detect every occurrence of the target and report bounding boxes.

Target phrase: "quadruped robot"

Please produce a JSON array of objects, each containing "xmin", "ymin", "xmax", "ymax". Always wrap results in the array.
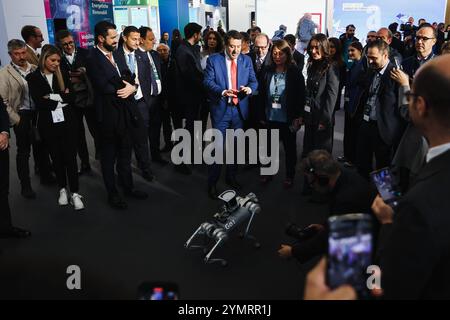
[{"xmin": 184, "ymin": 190, "xmax": 261, "ymax": 266}]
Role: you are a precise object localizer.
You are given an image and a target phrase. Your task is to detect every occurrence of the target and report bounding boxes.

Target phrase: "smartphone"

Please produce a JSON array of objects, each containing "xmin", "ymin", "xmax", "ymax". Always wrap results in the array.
[
  {"xmin": 137, "ymin": 282, "xmax": 179, "ymax": 300},
  {"xmin": 370, "ymin": 167, "xmax": 401, "ymax": 207},
  {"xmin": 327, "ymin": 214, "xmax": 373, "ymax": 298}
]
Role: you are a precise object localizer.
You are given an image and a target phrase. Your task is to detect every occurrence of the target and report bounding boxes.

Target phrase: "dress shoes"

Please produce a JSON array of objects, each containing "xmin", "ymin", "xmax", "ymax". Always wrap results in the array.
[
  {"xmin": 108, "ymin": 194, "xmax": 128, "ymax": 210},
  {"xmin": 124, "ymin": 189, "xmax": 149, "ymax": 200},
  {"xmin": 208, "ymin": 185, "xmax": 219, "ymax": 200},
  {"xmin": 225, "ymin": 177, "xmax": 242, "ymax": 190},
  {"xmin": 0, "ymin": 227, "xmax": 31, "ymax": 239}
]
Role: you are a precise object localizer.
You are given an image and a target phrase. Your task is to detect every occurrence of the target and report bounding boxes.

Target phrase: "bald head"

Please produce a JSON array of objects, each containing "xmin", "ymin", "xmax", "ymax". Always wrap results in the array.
[
  {"xmin": 413, "ymin": 55, "xmax": 450, "ymax": 129},
  {"xmin": 377, "ymin": 28, "xmax": 393, "ymax": 45}
]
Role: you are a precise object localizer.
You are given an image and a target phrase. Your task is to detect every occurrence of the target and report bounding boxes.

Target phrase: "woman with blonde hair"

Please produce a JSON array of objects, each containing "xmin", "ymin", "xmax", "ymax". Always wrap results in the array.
[{"xmin": 27, "ymin": 45, "xmax": 84, "ymax": 210}]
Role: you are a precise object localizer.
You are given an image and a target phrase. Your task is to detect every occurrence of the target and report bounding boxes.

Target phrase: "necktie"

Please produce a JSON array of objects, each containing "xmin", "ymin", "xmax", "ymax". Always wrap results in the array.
[
  {"xmin": 106, "ymin": 52, "xmax": 114, "ymax": 65},
  {"xmin": 256, "ymin": 58, "xmax": 262, "ymax": 72},
  {"xmin": 127, "ymin": 53, "xmax": 135, "ymax": 74},
  {"xmin": 231, "ymin": 59, "xmax": 238, "ymax": 106},
  {"xmin": 149, "ymin": 55, "xmax": 159, "ymax": 96}
]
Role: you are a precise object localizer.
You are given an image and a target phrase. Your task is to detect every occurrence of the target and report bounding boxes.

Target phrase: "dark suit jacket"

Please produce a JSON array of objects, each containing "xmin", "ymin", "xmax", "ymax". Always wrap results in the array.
[
  {"xmin": 173, "ymin": 40, "xmax": 204, "ymax": 107},
  {"xmin": 293, "ymin": 50, "xmax": 305, "ymax": 72},
  {"xmin": 203, "ymin": 53, "xmax": 258, "ymax": 124},
  {"xmin": 60, "ymin": 47, "xmax": 90, "ymax": 74},
  {"xmin": 248, "ymin": 50, "xmax": 272, "ymax": 78},
  {"xmin": 135, "ymin": 48, "xmax": 163, "ymax": 104},
  {"xmin": 26, "ymin": 69, "xmax": 74, "ymax": 135},
  {"xmin": 303, "ymin": 61, "xmax": 340, "ymax": 127},
  {"xmin": 257, "ymin": 64, "xmax": 305, "ymax": 123},
  {"xmin": 0, "ymin": 97, "xmax": 9, "ymax": 135},
  {"xmin": 291, "ymin": 167, "xmax": 378, "ymax": 263},
  {"xmin": 356, "ymin": 62, "xmax": 405, "ymax": 146},
  {"xmin": 401, "ymin": 53, "xmax": 436, "ymax": 79},
  {"xmin": 377, "ymin": 149, "xmax": 450, "ymax": 299}
]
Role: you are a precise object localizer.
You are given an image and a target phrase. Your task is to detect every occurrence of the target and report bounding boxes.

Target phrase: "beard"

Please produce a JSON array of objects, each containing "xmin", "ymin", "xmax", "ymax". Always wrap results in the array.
[{"xmin": 103, "ymin": 43, "xmax": 116, "ymax": 52}]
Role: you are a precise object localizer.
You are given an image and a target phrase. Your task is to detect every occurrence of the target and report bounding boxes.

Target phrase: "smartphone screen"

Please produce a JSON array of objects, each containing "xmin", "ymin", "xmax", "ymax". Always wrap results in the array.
[
  {"xmin": 137, "ymin": 282, "xmax": 179, "ymax": 300},
  {"xmin": 370, "ymin": 167, "xmax": 401, "ymax": 206},
  {"xmin": 327, "ymin": 214, "xmax": 372, "ymax": 298}
]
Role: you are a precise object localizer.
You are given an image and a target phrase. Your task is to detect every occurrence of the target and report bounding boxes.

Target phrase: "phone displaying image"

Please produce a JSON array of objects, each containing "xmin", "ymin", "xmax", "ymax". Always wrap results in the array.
[
  {"xmin": 137, "ymin": 282, "xmax": 179, "ymax": 300},
  {"xmin": 327, "ymin": 214, "xmax": 373, "ymax": 298},
  {"xmin": 370, "ymin": 167, "xmax": 401, "ymax": 207}
]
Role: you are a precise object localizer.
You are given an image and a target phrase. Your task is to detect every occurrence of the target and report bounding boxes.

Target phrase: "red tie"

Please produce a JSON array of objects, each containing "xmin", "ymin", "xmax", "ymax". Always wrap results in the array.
[{"xmin": 231, "ymin": 59, "xmax": 238, "ymax": 105}]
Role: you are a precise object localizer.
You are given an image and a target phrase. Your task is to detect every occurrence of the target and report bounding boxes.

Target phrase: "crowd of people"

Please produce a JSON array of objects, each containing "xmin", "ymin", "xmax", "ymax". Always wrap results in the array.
[{"xmin": 1, "ymin": 13, "xmax": 450, "ymax": 299}]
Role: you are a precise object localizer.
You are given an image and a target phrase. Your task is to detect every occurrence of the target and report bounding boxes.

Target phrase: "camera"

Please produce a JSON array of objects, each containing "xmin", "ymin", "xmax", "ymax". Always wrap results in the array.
[{"xmin": 285, "ymin": 223, "xmax": 318, "ymax": 241}]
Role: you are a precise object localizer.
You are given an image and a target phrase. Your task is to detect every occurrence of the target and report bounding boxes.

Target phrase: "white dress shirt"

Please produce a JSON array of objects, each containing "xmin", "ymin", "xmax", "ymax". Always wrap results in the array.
[
  {"xmin": 65, "ymin": 52, "xmax": 75, "ymax": 65},
  {"xmin": 123, "ymin": 46, "xmax": 143, "ymax": 100},
  {"xmin": 426, "ymin": 142, "xmax": 450, "ymax": 163}
]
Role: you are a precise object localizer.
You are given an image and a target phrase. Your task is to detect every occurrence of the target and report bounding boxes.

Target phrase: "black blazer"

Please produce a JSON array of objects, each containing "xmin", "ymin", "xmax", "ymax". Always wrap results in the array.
[
  {"xmin": 356, "ymin": 62, "xmax": 406, "ymax": 146},
  {"xmin": 0, "ymin": 97, "xmax": 9, "ymax": 135},
  {"xmin": 135, "ymin": 48, "xmax": 163, "ymax": 103},
  {"xmin": 248, "ymin": 50, "xmax": 272, "ymax": 78},
  {"xmin": 173, "ymin": 40, "xmax": 204, "ymax": 106},
  {"xmin": 293, "ymin": 50, "xmax": 305, "ymax": 72},
  {"xmin": 377, "ymin": 150, "xmax": 450, "ymax": 299},
  {"xmin": 303, "ymin": 61, "xmax": 340, "ymax": 127},
  {"xmin": 86, "ymin": 47, "xmax": 124, "ymax": 123},
  {"xmin": 257, "ymin": 64, "xmax": 305, "ymax": 123},
  {"xmin": 26, "ymin": 69, "xmax": 74, "ymax": 133},
  {"xmin": 60, "ymin": 47, "xmax": 90, "ymax": 73}
]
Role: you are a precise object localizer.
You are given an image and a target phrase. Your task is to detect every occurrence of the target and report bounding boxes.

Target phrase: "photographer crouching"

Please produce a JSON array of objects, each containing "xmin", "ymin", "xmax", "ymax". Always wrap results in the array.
[{"xmin": 278, "ymin": 150, "xmax": 377, "ymax": 263}]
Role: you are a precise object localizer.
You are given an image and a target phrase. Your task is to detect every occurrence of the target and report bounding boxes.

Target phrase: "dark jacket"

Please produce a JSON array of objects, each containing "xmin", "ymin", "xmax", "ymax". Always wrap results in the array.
[
  {"xmin": 257, "ymin": 64, "xmax": 305, "ymax": 123},
  {"xmin": 26, "ymin": 69, "xmax": 75, "ymax": 135},
  {"xmin": 344, "ymin": 59, "xmax": 365, "ymax": 115},
  {"xmin": 86, "ymin": 47, "xmax": 137, "ymax": 136},
  {"xmin": 302, "ymin": 60, "xmax": 340, "ymax": 127},
  {"xmin": 291, "ymin": 167, "xmax": 378, "ymax": 263},
  {"xmin": 173, "ymin": 40, "xmax": 204, "ymax": 107},
  {"xmin": 248, "ymin": 50, "xmax": 272, "ymax": 78},
  {"xmin": 355, "ymin": 61, "xmax": 406, "ymax": 146},
  {"xmin": 293, "ymin": 50, "xmax": 305, "ymax": 72},
  {"xmin": 377, "ymin": 150, "xmax": 450, "ymax": 299},
  {"xmin": 0, "ymin": 97, "xmax": 9, "ymax": 135},
  {"xmin": 135, "ymin": 48, "xmax": 163, "ymax": 101},
  {"xmin": 60, "ymin": 47, "xmax": 94, "ymax": 108},
  {"xmin": 401, "ymin": 53, "xmax": 436, "ymax": 79}
]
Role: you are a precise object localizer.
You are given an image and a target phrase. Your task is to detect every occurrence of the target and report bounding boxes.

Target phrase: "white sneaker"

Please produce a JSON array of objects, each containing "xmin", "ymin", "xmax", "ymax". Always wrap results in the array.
[
  {"xmin": 71, "ymin": 193, "xmax": 85, "ymax": 211},
  {"xmin": 58, "ymin": 188, "xmax": 68, "ymax": 206}
]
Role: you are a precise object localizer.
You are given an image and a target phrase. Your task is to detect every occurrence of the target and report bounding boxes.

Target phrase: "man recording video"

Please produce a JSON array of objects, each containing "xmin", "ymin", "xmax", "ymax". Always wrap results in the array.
[{"xmin": 278, "ymin": 150, "xmax": 376, "ymax": 262}]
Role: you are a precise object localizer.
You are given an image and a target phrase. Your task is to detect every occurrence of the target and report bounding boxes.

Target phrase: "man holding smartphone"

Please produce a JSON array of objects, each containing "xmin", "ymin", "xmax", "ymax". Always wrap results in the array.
[
  {"xmin": 372, "ymin": 55, "xmax": 450, "ymax": 299},
  {"xmin": 204, "ymin": 30, "xmax": 258, "ymax": 199}
]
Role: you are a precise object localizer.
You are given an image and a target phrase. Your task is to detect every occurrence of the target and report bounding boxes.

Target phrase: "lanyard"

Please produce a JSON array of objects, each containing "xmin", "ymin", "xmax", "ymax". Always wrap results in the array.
[
  {"xmin": 148, "ymin": 52, "xmax": 160, "ymax": 80},
  {"xmin": 11, "ymin": 63, "xmax": 31, "ymax": 80},
  {"xmin": 273, "ymin": 72, "xmax": 285, "ymax": 96}
]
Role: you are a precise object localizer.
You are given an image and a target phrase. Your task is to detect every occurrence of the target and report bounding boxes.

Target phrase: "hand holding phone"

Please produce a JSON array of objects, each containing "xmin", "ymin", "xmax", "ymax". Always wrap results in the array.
[{"xmin": 370, "ymin": 167, "xmax": 401, "ymax": 207}]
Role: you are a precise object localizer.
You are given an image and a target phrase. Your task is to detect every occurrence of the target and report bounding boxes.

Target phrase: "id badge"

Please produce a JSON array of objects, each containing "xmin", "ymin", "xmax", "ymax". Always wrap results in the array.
[
  {"xmin": 51, "ymin": 108, "xmax": 65, "ymax": 123},
  {"xmin": 363, "ymin": 115, "xmax": 370, "ymax": 122},
  {"xmin": 304, "ymin": 105, "xmax": 311, "ymax": 113},
  {"xmin": 272, "ymin": 103, "xmax": 282, "ymax": 109}
]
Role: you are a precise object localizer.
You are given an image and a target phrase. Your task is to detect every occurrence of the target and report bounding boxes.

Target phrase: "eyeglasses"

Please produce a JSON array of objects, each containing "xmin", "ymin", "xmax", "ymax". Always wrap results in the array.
[
  {"xmin": 62, "ymin": 41, "xmax": 75, "ymax": 47},
  {"xmin": 405, "ymin": 90, "xmax": 419, "ymax": 102},
  {"xmin": 415, "ymin": 36, "xmax": 435, "ymax": 42}
]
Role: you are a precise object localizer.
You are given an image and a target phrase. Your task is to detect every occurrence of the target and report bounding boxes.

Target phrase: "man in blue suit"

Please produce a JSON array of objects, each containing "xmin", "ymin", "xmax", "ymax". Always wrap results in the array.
[{"xmin": 204, "ymin": 30, "xmax": 258, "ymax": 199}]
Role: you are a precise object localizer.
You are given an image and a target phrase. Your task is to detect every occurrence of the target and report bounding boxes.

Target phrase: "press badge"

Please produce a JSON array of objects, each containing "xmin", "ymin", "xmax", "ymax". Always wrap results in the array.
[
  {"xmin": 272, "ymin": 95, "xmax": 282, "ymax": 109},
  {"xmin": 363, "ymin": 115, "xmax": 370, "ymax": 122},
  {"xmin": 51, "ymin": 109, "xmax": 65, "ymax": 123},
  {"xmin": 304, "ymin": 105, "xmax": 311, "ymax": 113}
]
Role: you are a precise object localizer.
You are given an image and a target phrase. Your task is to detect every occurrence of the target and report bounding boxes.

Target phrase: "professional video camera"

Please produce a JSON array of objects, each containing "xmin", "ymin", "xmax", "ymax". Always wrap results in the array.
[{"xmin": 184, "ymin": 190, "xmax": 261, "ymax": 266}]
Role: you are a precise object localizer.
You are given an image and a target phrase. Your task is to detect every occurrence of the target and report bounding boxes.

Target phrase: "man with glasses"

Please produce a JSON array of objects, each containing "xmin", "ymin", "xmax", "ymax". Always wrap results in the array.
[
  {"xmin": 20, "ymin": 25, "xmax": 44, "ymax": 65},
  {"xmin": 56, "ymin": 30, "xmax": 98, "ymax": 175},
  {"xmin": 402, "ymin": 24, "xmax": 437, "ymax": 79}
]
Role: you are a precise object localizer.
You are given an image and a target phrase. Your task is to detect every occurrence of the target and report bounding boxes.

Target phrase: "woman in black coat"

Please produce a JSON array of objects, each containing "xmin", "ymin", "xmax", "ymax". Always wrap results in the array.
[
  {"xmin": 301, "ymin": 34, "xmax": 340, "ymax": 157},
  {"xmin": 27, "ymin": 45, "xmax": 84, "ymax": 210},
  {"xmin": 258, "ymin": 40, "xmax": 305, "ymax": 188}
]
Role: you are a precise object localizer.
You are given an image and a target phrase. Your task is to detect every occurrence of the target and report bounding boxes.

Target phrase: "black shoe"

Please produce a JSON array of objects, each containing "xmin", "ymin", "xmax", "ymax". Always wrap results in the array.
[
  {"xmin": 21, "ymin": 185, "xmax": 36, "ymax": 199},
  {"xmin": 174, "ymin": 163, "xmax": 192, "ymax": 175},
  {"xmin": 142, "ymin": 170, "xmax": 155, "ymax": 182},
  {"xmin": 208, "ymin": 185, "xmax": 219, "ymax": 200},
  {"xmin": 78, "ymin": 164, "xmax": 92, "ymax": 176},
  {"xmin": 108, "ymin": 194, "xmax": 128, "ymax": 210},
  {"xmin": 152, "ymin": 157, "xmax": 169, "ymax": 166},
  {"xmin": 0, "ymin": 227, "xmax": 31, "ymax": 239},
  {"xmin": 160, "ymin": 144, "xmax": 173, "ymax": 153},
  {"xmin": 40, "ymin": 174, "xmax": 56, "ymax": 186},
  {"xmin": 124, "ymin": 189, "xmax": 149, "ymax": 200},
  {"xmin": 225, "ymin": 177, "xmax": 242, "ymax": 190}
]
